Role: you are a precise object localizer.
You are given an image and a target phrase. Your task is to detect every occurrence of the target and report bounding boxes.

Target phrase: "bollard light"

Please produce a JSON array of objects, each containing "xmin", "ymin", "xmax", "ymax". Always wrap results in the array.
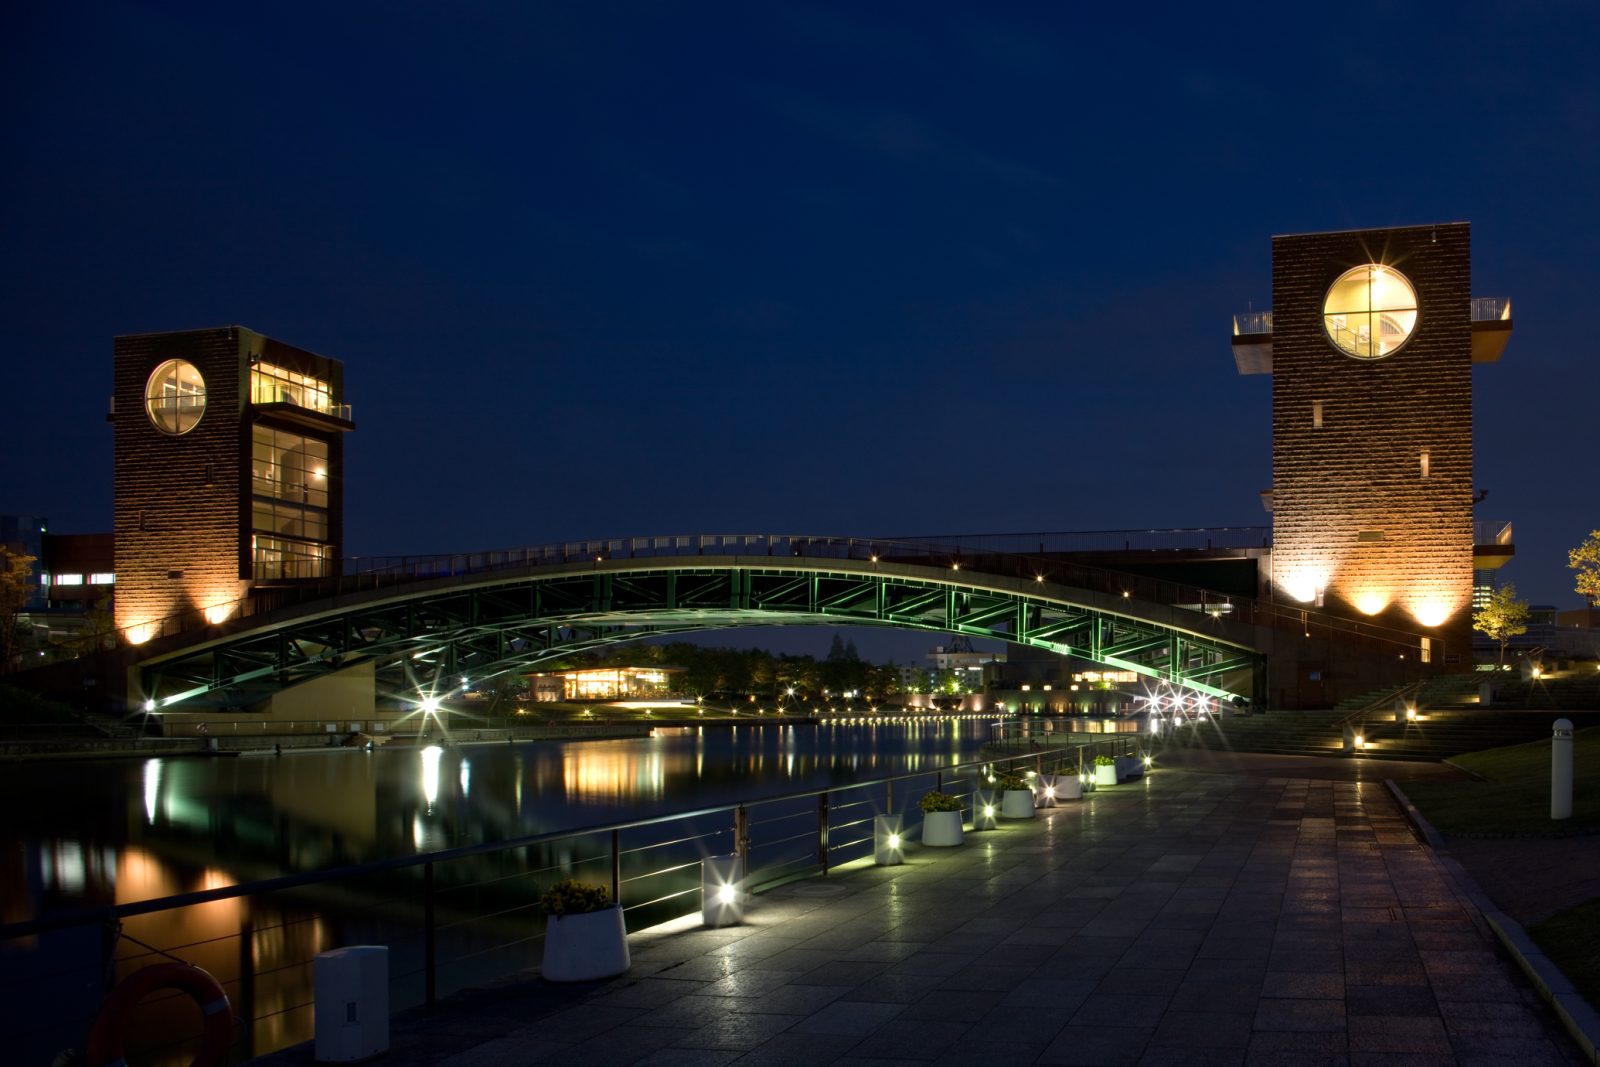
[
  {"xmin": 1553, "ymin": 718, "xmax": 1574, "ymax": 821},
  {"xmin": 874, "ymin": 815, "xmax": 904, "ymax": 865},
  {"xmin": 974, "ymin": 795, "xmax": 997, "ymax": 831},
  {"xmin": 701, "ymin": 854, "xmax": 743, "ymax": 927}
]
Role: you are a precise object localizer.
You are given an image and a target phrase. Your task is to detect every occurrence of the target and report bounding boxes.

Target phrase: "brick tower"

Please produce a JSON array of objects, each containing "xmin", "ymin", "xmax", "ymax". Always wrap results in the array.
[
  {"xmin": 1233, "ymin": 223, "xmax": 1512, "ymax": 695},
  {"xmin": 112, "ymin": 327, "xmax": 354, "ymax": 640}
]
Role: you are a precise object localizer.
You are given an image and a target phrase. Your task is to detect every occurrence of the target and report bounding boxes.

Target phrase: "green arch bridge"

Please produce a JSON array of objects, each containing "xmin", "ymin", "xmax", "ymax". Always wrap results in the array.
[{"xmin": 130, "ymin": 533, "xmax": 1405, "ymax": 712}]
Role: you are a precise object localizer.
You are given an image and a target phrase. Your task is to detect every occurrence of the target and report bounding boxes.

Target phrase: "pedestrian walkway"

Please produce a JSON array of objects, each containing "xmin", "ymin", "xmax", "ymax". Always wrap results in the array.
[{"xmin": 252, "ymin": 767, "xmax": 1585, "ymax": 1065}]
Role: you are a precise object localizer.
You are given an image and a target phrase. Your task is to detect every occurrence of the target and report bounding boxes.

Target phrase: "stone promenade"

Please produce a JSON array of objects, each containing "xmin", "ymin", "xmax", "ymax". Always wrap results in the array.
[{"xmin": 253, "ymin": 766, "xmax": 1585, "ymax": 1065}]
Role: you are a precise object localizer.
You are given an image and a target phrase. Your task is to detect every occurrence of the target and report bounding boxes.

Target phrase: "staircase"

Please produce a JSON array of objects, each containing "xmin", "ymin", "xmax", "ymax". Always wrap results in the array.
[
  {"xmin": 1159, "ymin": 710, "xmax": 1348, "ymax": 759},
  {"xmin": 1160, "ymin": 665, "xmax": 1600, "ymax": 763}
]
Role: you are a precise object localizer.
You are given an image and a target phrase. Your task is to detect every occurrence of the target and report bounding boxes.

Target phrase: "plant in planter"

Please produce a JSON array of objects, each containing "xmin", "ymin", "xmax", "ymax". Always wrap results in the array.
[
  {"xmin": 1039, "ymin": 771, "xmax": 1081, "ymax": 803},
  {"xmin": 540, "ymin": 878, "xmax": 629, "ymax": 982},
  {"xmin": 1093, "ymin": 753, "xmax": 1119, "ymax": 787},
  {"xmin": 919, "ymin": 790, "xmax": 965, "ymax": 847},
  {"xmin": 995, "ymin": 773, "xmax": 1036, "ymax": 819}
]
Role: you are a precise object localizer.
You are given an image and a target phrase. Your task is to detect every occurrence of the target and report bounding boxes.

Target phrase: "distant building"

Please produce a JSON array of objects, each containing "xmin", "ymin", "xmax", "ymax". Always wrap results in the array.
[{"xmin": 527, "ymin": 667, "xmax": 680, "ymax": 702}]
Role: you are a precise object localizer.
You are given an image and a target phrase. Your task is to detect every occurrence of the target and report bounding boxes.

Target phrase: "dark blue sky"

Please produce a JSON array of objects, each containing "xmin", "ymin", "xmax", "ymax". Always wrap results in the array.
[{"xmin": 4, "ymin": 3, "xmax": 1596, "ymax": 660}]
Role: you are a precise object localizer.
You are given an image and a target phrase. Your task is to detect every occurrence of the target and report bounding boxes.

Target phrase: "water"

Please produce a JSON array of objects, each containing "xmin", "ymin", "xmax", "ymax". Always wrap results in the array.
[{"xmin": 2, "ymin": 719, "xmax": 994, "ymax": 1062}]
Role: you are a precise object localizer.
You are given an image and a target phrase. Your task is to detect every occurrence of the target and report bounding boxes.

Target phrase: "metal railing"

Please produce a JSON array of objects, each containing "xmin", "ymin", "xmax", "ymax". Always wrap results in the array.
[
  {"xmin": 1474, "ymin": 520, "xmax": 1513, "ymax": 546},
  {"xmin": 1233, "ymin": 310, "xmax": 1273, "ymax": 335},
  {"xmin": 1, "ymin": 747, "xmax": 1070, "ymax": 1062},
  {"xmin": 1471, "ymin": 296, "xmax": 1512, "ymax": 322},
  {"xmin": 886, "ymin": 527, "xmax": 1271, "ymax": 554},
  {"xmin": 253, "ymin": 386, "xmax": 353, "ymax": 422}
]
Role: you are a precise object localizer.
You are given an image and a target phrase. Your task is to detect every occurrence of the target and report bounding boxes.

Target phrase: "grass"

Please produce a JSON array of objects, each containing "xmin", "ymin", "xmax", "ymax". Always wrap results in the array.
[
  {"xmin": 1398, "ymin": 726, "xmax": 1600, "ymax": 836},
  {"xmin": 1528, "ymin": 897, "xmax": 1600, "ymax": 1011}
]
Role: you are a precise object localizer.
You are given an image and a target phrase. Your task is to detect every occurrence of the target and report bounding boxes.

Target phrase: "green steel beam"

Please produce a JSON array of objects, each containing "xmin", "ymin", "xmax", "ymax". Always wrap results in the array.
[{"xmin": 140, "ymin": 561, "xmax": 1262, "ymax": 708}]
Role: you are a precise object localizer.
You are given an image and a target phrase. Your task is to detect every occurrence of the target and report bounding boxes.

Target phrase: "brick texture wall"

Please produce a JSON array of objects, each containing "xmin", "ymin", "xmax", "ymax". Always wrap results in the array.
[
  {"xmin": 1271, "ymin": 223, "xmax": 1474, "ymax": 665},
  {"xmin": 113, "ymin": 328, "xmax": 251, "ymax": 633}
]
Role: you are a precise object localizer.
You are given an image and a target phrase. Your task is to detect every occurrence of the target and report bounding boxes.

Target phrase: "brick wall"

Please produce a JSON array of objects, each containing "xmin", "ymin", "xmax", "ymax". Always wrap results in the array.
[
  {"xmin": 113, "ymin": 328, "xmax": 251, "ymax": 634},
  {"xmin": 1270, "ymin": 223, "xmax": 1474, "ymax": 665}
]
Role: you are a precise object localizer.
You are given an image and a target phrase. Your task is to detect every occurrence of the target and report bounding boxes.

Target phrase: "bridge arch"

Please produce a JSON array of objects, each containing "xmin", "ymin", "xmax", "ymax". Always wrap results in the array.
[{"xmin": 138, "ymin": 551, "xmax": 1266, "ymax": 712}]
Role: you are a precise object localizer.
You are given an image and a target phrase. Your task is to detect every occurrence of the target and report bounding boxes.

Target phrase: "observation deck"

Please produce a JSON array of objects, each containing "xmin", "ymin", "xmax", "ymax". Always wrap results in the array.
[{"xmin": 1230, "ymin": 297, "xmax": 1513, "ymax": 375}]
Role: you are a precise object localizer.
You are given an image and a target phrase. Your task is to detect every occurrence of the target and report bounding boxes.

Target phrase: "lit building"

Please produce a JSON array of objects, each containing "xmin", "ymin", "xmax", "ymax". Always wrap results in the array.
[
  {"xmin": 112, "ymin": 327, "xmax": 354, "ymax": 638},
  {"xmin": 1234, "ymin": 222, "xmax": 1513, "ymax": 698},
  {"xmin": 528, "ymin": 667, "xmax": 679, "ymax": 702}
]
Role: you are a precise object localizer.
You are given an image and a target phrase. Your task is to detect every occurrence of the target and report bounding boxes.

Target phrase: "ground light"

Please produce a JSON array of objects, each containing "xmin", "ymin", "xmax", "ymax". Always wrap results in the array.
[
  {"xmin": 701, "ymin": 855, "xmax": 742, "ymax": 926},
  {"xmin": 874, "ymin": 816, "xmax": 903, "ymax": 865}
]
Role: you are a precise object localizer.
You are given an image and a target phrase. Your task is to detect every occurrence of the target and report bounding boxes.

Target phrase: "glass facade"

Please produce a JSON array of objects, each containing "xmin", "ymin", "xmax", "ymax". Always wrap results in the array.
[
  {"xmin": 251, "ymin": 426, "xmax": 331, "ymax": 578},
  {"xmin": 253, "ymin": 535, "xmax": 331, "ymax": 580},
  {"xmin": 251, "ymin": 361, "xmax": 332, "ymax": 414}
]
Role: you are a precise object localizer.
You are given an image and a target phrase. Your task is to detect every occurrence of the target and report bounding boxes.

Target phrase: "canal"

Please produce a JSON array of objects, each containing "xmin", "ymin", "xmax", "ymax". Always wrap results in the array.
[{"xmin": 4, "ymin": 718, "xmax": 998, "ymax": 1062}]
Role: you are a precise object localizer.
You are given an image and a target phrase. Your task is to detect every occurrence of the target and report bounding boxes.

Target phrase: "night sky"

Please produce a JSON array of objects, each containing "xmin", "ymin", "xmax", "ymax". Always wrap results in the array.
[{"xmin": 5, "ymin": 3, "xmax": 1597, "ymax": 662}]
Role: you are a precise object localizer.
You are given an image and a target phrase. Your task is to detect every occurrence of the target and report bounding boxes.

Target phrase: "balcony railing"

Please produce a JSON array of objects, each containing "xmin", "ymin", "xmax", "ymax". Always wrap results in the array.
[
  {"xmin": 1233, "ymin": 311, "xmax": 1273, "ymax": 335},
  {"xmin": 254, "ymin": 387, "xmax": 353, "ymax": 422},
  {"xmin": 1471, "ymin": 297, "xmax": 1512, "ymax": 322},
  {"xmin": 1235, "ymin": 300, "xmax": 1509, "ymax": 334},
  {"xmin": 1474, "ymin": 520, "xmax": 1513, "ymax": 546}
]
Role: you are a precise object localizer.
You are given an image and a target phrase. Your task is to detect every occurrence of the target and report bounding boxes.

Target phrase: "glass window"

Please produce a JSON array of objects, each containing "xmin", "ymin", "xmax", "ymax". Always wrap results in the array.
[
  {"xmin": 1323, "ymin": 264, "xmax": 1418, "ymax": 360},
  {"xmin": 251, "ymin": 361, "xmax": 332, "ymax": 413},
  {"xmin": 252, "ymin": 500, "xmax": 328, "ymax": 541},
  {"xmin": 145, "ymin": 359, "xmax": 207, "ymax": 434},
  {"xmin": 252, "ymin": 427, "xmax": 329, "ymax": 508},
  {"xmin": 252, "ymin": 535, "xmax": 331, "ymax": 580}
]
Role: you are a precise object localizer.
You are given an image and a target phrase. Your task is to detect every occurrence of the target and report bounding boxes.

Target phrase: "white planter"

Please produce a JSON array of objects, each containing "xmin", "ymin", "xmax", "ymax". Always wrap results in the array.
[
  {"xmin": 1000, "ymin": 789, "xmax": 1036, "ymax": 819},
  {"xmin": 542, "ymin": 905, "xmax": 629, "ymax": 982},
  {"xmin": 1094, "ymin": 764, "xmax": 1118, "ymax": 787},
  {"xmin": 921, "ymin": 809, "xmax": 964, "ymax": 847}
]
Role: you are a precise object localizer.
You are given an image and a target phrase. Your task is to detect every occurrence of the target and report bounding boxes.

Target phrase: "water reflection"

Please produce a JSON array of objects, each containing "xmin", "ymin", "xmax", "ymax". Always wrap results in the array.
[
  {"xmin": 8, "ymin": 720, "xmax": 993, "ymax": 921},
  {"xmin": 3, "ymin": 721, "xmax": 994, "ymax": 1063}
]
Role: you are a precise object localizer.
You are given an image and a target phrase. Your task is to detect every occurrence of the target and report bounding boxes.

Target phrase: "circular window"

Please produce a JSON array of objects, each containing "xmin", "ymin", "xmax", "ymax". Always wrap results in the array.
[
  {"xmin": 144, "ymin": 359, "xmax": 208, "ymax": 435},
  {"xmin": 1323, "ymin": 264, "xmax": 1418, "ymax": 360}
]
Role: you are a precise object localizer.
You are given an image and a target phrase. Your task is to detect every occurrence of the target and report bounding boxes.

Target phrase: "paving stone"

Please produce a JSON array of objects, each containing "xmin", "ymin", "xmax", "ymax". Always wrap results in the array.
[
  {"xmin": 788, "ymin": 999, "xmax": 906, "ymax": 1037},
  {"xmin": 243, "ymin": 768, "xmax": 1587, "ymax": 1067},
  {"xmin": 1251, "ymin": 997, "xmax": 1345, "ymax": 1032},
  {"xmin": 1036, "ymin": 1023, "xmax": 1154, "ymax": 1065}
]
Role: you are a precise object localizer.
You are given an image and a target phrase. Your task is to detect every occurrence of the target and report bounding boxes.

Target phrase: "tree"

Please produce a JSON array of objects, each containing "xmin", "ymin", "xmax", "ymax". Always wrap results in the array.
[
  {"xmin": 0, "ymin": 547, "xmax": 38, "ymax": 675},
  {"xmin": 1472, "ymin": 583, "xmax": 1530, "ymax": 670},
  {"xmin": 1570, "ymin": 530, "xmax": 1600, "ymax": 606}
]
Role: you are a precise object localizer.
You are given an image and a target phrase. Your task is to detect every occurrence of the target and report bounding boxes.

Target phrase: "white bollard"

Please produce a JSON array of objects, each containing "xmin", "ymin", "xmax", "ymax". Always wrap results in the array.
[{"xmin": 1552, "ymin": 718, "xmax": 1574, "ymax": 821}]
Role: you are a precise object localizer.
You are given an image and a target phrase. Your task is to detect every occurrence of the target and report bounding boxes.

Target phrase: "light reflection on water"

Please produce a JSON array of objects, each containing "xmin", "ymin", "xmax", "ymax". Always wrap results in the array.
[{"xmin": 3, "ymin": 720, "xmax": 993, "ymax": 1063}]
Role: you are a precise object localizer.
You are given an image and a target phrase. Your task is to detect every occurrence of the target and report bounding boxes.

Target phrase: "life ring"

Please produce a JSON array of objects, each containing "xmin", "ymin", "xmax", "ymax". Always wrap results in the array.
[{"xmin": 85, "ymin": 961, "xmax": 233, "ymax": 1067}]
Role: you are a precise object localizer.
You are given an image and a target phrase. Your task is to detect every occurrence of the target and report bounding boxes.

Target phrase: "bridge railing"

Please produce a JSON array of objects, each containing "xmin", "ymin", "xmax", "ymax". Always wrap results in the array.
[
  {"xmin": 112, "ymin": 531, "xmax": 1437, "ymax": 664},
  {"xmin": 1, "ymin": 746, "xmax": 1082, "ymax": 1062}
]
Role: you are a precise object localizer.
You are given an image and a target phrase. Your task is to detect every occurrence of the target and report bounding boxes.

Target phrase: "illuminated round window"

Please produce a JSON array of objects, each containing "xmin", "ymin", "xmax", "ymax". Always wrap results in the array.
[
  {"xmin": 1323, "ymin": 264, "xmax": 1418, "ymax": 360},
  {"xmin": 144, "ymin": 359, "xmax": 207, "ymax": 435}
]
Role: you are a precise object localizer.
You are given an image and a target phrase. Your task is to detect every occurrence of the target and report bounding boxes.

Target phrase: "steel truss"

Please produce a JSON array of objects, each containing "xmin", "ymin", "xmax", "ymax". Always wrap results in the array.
[{"xmin": 141, "ymin": 563, "xmax": 1261, "ymax": 709}]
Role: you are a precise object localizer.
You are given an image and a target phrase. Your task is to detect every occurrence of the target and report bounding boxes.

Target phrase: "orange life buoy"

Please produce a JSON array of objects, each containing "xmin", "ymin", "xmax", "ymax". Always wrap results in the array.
[{"xmin": 85, "ymin": 961, "xmax": 233, "ymax": 1067}]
